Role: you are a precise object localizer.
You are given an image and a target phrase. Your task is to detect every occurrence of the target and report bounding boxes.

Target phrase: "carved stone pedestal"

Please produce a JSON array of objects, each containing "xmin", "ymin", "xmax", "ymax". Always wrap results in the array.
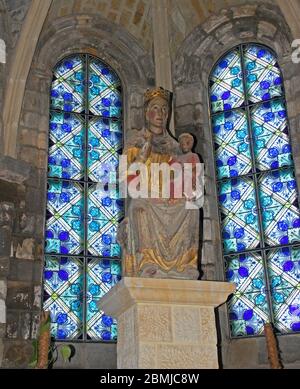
[{"xmin": 99, "ymin": 277, "xmax": 235, "ymax": 369}]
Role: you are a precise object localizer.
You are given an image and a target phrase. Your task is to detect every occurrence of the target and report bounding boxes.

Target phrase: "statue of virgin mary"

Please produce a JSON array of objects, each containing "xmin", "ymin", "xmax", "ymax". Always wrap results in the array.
[{"xmin": 117, "ymin": 87, "xmax": 202, "ymax": 280}]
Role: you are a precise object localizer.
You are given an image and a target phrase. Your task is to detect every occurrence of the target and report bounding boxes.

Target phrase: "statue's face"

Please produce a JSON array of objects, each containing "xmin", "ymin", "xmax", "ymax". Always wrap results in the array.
[
  {"xmin": 146, "ymin": 97, "xmax": 168, "ymax": 134},
  {"xmin": 180, "ymin": 137, "xmax": 194, "ymax": 153}
]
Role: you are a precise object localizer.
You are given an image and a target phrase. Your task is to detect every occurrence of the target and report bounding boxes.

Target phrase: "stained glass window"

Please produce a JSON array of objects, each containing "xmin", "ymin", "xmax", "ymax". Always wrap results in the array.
[
  {"xmin": 43, "ymin": 54, "xmax": 123, "ymax": 341},
  {"xmin": 210, "ymin": 44, "xmax": 300, "ymax": 337}
]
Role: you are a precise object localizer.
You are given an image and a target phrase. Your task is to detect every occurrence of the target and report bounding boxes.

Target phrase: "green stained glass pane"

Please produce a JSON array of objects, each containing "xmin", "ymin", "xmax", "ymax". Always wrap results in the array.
[
  {"xmin": 51, "ymin": 55, "xmax": 85, "ymax": 113},
  {"xmin": 225, "ymin": 252, "xmax": 266, "ymax": 296},
  {"xmin": 86, "ymin": 258, "xmax": 121, "ymax": 340},
  {"xmin": 88, "ymin": 58, "xmax": 122, "ymax": 117},
  {"xmin": 43, "ymin": 256, "xmax": 83, "ymax": 340},
  {"xmin": 219, "ymin": 178, "xmax": 260, "ymax": 253},
  {"xmin": 45, "ymin": 180, "xmax": 84, "ymax": 255},
  {"xmin": 210, "ymin": 48, "xmax": 244, "ymax": 113},
  {"xmin": 87, "ymin": 184, "xmax": 124, "ymax": 257},
  {"xmin": 87, "ymin": 117, "xmax": 122, "ymax": 182},
  {"xmin": 48, "ymin": 111, "xmax": 85, "ymax": 180},
  {"xmin": 270, "ymin": 287, "xmax": 300, "ymax": 333},
  {"xmin": 228, "ymin": 294, "xmax": 270, "ymax": 336},
  {"xmin": 258, "ymin": 169, "xmax": 300, "ymax": 247},
  {"xmin": 244, "ymin": 45, "xmax": 283, "ymax": 104},
  {"xmin": 267, "ymin": 248, "xmax": 300, "ymax": 333},
  {"xmin": 212, "ymin": 109, "xmax": 251, "ymax": 179},
  {"xmin": 251, "ymin": 100, "xmax": 293, "ymax": 171}
]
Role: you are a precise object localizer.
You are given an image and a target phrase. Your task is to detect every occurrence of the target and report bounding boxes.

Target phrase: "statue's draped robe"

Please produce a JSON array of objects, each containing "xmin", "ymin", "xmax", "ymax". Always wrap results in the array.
[{"xmin": 120, "ymin": 129, "xmax": 200, "ymax": 279}]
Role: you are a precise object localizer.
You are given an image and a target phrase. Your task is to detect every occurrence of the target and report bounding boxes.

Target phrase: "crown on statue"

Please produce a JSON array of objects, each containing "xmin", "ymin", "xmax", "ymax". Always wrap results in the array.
[{"xmin": 144, "ymin": 86, "xmax": 170, "ymax": 105}]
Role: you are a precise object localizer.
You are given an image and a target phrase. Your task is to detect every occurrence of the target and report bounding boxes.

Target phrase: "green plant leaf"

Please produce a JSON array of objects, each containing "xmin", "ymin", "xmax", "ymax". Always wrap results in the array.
[
  {"xmin": 40, "ymin": 315, "xmax": 51, "ymax": 335},
  {"xmin": 28, "ymin": 339, "xmax": 38, "ymax": 368},
  {"xmin": 60, "ymin": 345, "xmax": 72, "ymax": 363}
]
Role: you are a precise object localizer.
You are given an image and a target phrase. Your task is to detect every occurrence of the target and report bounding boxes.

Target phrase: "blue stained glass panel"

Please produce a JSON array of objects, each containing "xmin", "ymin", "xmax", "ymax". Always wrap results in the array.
[
  {"xmin": 251, "ymin": 100, "xmax": 292, "ymax": 171},
  {"xmin": 225, "ymin": 253, "xmax": 266, "ymax": 296},
  {"xmin": 219, "ymin": 178, "xmax": 260, "ymax": 253},
  {"xmin": 211, "ymin": 44, "xmax": 300, "ymax": 337},
  {"xmin": 51, "ymin": 55, "xmax": 85, "ymax": 113},
  {"xmin": 46, "ymin": 54, "xmax": 123, "ymax": 342},
  {"xmin": 87, "ymin": 184, "xmax": 124, "ymax": 257},
  {"xmin": 212, "ymin": 109, "xmax": 251, "ymax": 179},
  {"xmin": 258, "ymin": 169, "xmax": 300, "ymax": 247},
  {"xmin": 86, "ymin": 259, "xmax": 121, "ymax": 340},
  {"xmin": 228, "ymin": 294, "xmax": 269, "ymax": 336},
  {"xmin": 43, "ymin": 256, "xmax": 83, "ymax": 340},
  {"xmin": 270, "ymin": 286, "xmax": 300, "ymax": 333},
  {"xmin": 48, "ymin": 111, "xmax": 85, "ymax": 180},
  {"xmin": 267, "ymin": 248, "xmax": 300, "ymax": 333},
  {"xmin": 244, "ymin": 45, "xmax": 283, "ymax": 103},
  {"xmin": 45, "ymin": 180, "xmax": 84, "ymax": 255},
  {"xmin": 210, "ymin": 49, "xmax": 244, "ymax": 113},
  {"xmin": 89, "ymin": 59, "xmax": 122, "ymax": 117},
  {"xmin": 88, "ymin": 118, "xmax": 122, "ymax": 182}
]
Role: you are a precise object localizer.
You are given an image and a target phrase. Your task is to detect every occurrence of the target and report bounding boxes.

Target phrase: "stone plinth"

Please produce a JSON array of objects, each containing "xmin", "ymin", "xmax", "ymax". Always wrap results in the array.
[{"xmin": 99, "ymin": 277, "xmax": 235, "ymax": 369}]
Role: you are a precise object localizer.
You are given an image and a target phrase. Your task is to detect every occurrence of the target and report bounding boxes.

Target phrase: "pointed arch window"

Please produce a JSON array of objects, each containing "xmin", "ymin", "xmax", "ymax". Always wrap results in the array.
[
  {"xmin": 43, "ymin": 54, "xmax": 124, "ymax": 341},
  {"xmin": 209, "ymin": 44, "xmax": 300, "ymax": 337}
]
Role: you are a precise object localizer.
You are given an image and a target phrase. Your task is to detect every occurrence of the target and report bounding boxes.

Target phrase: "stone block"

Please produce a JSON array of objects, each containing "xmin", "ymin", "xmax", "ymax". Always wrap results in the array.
[
  {"xmin": 172, "ymin": 305, "xmax": 200, "ymax": 344},
  {"xmin": 0, "ymin": 339, "xmax": 3, "ymax": 367},
  {"xmin": 20, "ymin": 111, "xmax": 40, "ymax": 130},
  {"xmin": 31, "ymin": 312, "xmax": 40, "ymax": 339},
  {"xmin": 0, "ymin": 323, "xmax": 6, "ymax": 338},
  {"xmin": 18, "ymin": 213, "xmax": 35, "ymax": 234},
  {"xmin": 175, "ymin": 85, "xmax": 201, "ymax": 106},
  {"xmin": 37, "ymin": 133, "xmax": 48, "ymax": 150},
  {"xmin": 202, "ymin": 13, "xmax": 229, "ymax": 34},
  {"xmin": 20, "ymin": 128, "xmax": 38, "ymax": 147},
  {"xmin": 20, "ymin": 312, "xmax": 31, "ymax": 340},
  {"xmin": 15, "ymin": 238, "xmax": 35, "ymax": 260},
  {"xmin": 138, "ymin": 343, "xmax": 156, "ymax": 369},
  {"xmin": 0, "ymin": 299, "xmax": 5, "ymax": 324},
  {"xmin": 258, "ymin": 21, "xmax": 277, "ymax": 39},
  {"xmin": 0, "ymin": 203, "xmax": 14, "ymax": 226},
  {"xmin": 6, "ymin": 283, "xmax": 33, "ymax": 309},
  {"xmin": 232, "ymin": 5, "xmax": 257, "ymax": 18},
  {"xmin": 8, "ymin": 260, "xmax": 33, "ymax": 282},
  {"xmin": 215, "ymin": 23, "xmax": 234, "ymax": 43},
  {"xmin": 175, "ymin": 104, "xmax": 195, "ymax": 127},
  {"xmin": 33, "ymin": 285, "xmax": 41, "ymax": 309},
  {"xmin": 138, "ymin": 304, "xmax": 172, "ymax": 342},
  {"xmin": 0, "ymin": 280, "xmax": 7, "ymax": 300},
  {"xmin": 6, "ymin": 311, "xmax": 18, "ymax": 338},
  {"xmin": 223, "ymin": 337, "xmax": 259, "ymax": 368},
  {"xmin": 2, "ymin": 340, "xmax": 33, "ymax": 368},
  {"xmin": 0, "ymin": 157, "xmax": 30, "ymax": 185},
  {"xmin": 203, "ymin": 219, "xmax": 212, "ymax": 241},
  {"xmin": 19, "ymin": 146, "xmax": 39, "ymax": 165},
  {"xmin": 157, "ymin": 344, "xmax": 218, "ymax": 369},
  {"xmin": 0, "ymin": 257, "xmax": 9, "ymax": 277},
  {"xmin": 0, "ymin": 227, "xmax": 12, "ymax": 256}
]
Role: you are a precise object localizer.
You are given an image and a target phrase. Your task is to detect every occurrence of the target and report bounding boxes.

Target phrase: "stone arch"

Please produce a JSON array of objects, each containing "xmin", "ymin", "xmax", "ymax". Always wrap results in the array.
[
  {"xmin": 3, "ymin": 0, "xmax": 52, "ymax": 158},
  {"xmin": 16, "ymin": 13, "xmax": 154, "ymax": 170}
]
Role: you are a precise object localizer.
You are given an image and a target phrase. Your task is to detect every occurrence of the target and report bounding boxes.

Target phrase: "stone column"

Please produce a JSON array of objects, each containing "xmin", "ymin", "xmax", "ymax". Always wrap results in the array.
[
  {"xmin": 0, "ymin": 202, "xmax": 14, "ymax": 367},
  {"xmin": 100, "ymin": 277, "xmax": 235, "ymax": 369},
  {"xmin": 151, "ymin": 0, "xmax": 175, "ymax": 134}
]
